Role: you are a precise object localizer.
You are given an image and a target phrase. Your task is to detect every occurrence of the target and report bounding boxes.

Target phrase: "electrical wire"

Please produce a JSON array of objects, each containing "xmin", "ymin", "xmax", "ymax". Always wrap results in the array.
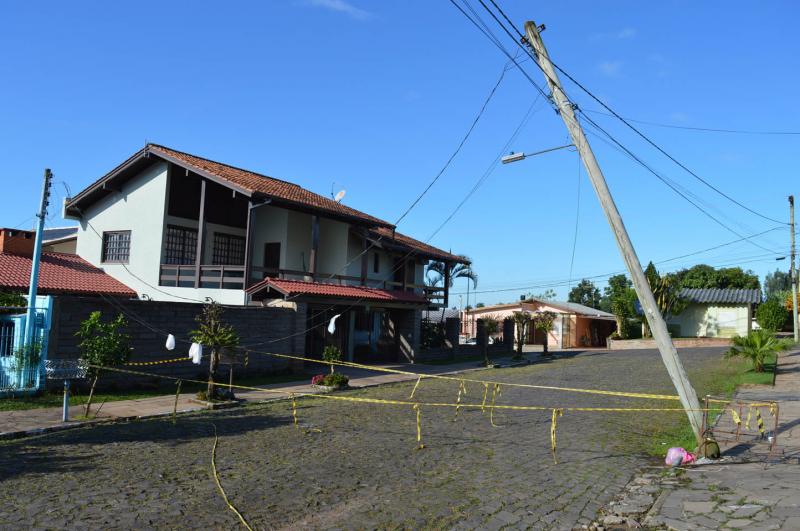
[
  {"xmin": 476, "ymin": 0, "xmax": 788, "ymax": 226},
  {"xmin": 581, "ymin": 108, "xmax": 800, "ymax": 136}
]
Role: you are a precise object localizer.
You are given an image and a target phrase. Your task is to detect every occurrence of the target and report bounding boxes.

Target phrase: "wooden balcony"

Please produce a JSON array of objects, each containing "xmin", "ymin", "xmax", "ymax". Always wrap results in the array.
[{"xmin": 159, "ymin": 264, "xmax": 446, "ymax": 308}]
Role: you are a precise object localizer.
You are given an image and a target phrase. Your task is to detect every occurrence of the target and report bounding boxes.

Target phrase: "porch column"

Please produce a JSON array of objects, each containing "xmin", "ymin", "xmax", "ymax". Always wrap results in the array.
[
  {"xmin": 194, "ymin": 179, "xmax": 207, "ymax": 288},
  {"xmin": 309, "ymin": 215, "xmax": 319, "ymax": 280},
  {"xmin": 243, "ymin": 200, "xmax": 254, "ymax": 288},
  {"xmin": 443, "ymin": 261, "xmax": 451, "ymax": 308},
  {"xmin": 360, "ymin": 236, "xmax": 368, "ymax": 286}
]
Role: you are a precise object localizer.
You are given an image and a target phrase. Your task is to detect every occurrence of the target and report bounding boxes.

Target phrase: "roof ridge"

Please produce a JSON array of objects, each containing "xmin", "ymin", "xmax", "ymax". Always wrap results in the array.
[{"xmin": 148, "ymin": 143, "xmax": 308, "ymax": 191}]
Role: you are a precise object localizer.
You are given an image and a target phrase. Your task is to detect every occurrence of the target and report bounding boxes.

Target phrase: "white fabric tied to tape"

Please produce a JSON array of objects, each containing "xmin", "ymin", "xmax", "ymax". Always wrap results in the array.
[
  {"xmin": 327, "ymin": 314, "xmax": 341, "ymax": 334},
  {"xmin": 188, "ymin": 343, "xmax": 203, "ymax": 365},
  {"xmin": 165, "ymin": 334, "xmax": 176, "ymax": 351}
]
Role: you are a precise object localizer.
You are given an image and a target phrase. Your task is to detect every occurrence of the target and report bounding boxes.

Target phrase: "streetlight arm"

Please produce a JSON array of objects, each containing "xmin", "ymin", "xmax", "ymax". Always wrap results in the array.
[{"xmin": 501, "ymin": 144, "xmax": 574, "ymax": 164}]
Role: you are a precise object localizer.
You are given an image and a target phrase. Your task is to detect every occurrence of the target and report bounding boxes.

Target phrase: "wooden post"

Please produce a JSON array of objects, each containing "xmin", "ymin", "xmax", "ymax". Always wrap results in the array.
[
  {"xmin": 194, "ymin": 179, "xmax": 207, "ymax": 288},
  {"xmin": 244, "ymin": 200, "xmax": 254, "ymax": 289},
  {"xmin": 360, "ymin": 236, "xmax": 368, "ymax": 285},
  {"xmin": 443, "ymin": 261, "xmax": 451, "ymax": 308},
  {"xmin": 525, "ymin": 21, "xmax": 704, "ymax": 443},
  {"xmin": 309, "ymin": 215, "xmax": 319, "ymax": 280}
]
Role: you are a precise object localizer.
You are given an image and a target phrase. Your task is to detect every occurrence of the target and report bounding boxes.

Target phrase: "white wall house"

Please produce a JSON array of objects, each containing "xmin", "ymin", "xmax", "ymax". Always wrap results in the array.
[
  {"xmin": 667, "ymin": 288, "xmax": 761, "ymax": 338},
  {"xmin": 64, "ymin": 144, "xmax": 469, "ymax": 363}
]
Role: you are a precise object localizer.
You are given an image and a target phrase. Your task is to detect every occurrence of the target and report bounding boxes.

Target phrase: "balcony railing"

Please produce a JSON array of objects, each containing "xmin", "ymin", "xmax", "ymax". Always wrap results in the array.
[
  {"xmin": 159, "ymin": 265, "xmax": 446, "ymax": 308},
  {"xmin": 159, "ymin": 265, "xmax": 246, "ymax": 290}
]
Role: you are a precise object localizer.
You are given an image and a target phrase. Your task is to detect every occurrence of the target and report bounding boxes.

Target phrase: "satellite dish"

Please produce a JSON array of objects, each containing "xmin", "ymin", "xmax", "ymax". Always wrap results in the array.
[{"xmin": 334, "ymin": 189, "xmax": 346, "ymax": 203}]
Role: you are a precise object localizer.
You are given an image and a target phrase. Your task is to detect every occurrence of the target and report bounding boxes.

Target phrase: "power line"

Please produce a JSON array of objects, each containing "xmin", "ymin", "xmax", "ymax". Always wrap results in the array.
[
  {"xmin": 452, "ymin": 227, "xmax": 785, "ymax": 295},
  {"xmin": 395, "ymin": 52, "xmax": 512, "ymax": 225},
  {"xmin": 471, "ymin": 0, "xmax": 788, "ymax": 226},
  {"xmin": 582, "ymin": 108, "xmax": 800, "ymax": 136}
]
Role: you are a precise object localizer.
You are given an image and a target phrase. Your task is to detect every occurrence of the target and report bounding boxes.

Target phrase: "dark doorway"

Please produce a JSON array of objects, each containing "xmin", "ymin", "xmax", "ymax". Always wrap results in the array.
[{"xmin": 263, "ymin": 242, "xmax": 281, "ymax": 278}]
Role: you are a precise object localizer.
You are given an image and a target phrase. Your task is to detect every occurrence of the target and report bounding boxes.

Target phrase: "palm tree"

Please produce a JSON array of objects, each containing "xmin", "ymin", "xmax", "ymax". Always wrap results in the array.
[
  {"xmin": 426, "ymin": 256, "xmax": 478, "ymax": 289},
  {"xmin": 725, "ymin": 329, "xmax": 792, "ymax": 372}
]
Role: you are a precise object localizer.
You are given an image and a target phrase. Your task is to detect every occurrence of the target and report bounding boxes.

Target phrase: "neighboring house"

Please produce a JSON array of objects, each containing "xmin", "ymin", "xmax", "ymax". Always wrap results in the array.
[
  {"xmin": 42, "ymin": 227, "xmax": 78, "ymax": 254},
  {"xmin": 62, "ymin": 144, "xmax": 468, "ymax": 363},
  {"xmin": 668, "ymin": 288, "xmax": 760, "ymax": 338},
  {"xmin": 0, "ymin": 228, "xmax": 136, "ymax": 393},
  {"xmin": 462, "ymin": 299, "xmax": 616, "ymax": 348}
]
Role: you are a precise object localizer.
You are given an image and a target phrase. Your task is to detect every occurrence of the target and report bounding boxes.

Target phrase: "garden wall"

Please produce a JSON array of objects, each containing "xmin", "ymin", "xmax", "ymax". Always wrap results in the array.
[
  {"xmin": 46, "ymin": 295, "xmax": 307, "ymax": 390},
  {"xmin": 607, "ymin": 337, "xmax": 732, "ymax": 350}
]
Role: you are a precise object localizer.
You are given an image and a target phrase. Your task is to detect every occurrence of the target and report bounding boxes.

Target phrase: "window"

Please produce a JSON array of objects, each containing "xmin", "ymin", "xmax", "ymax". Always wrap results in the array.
[
  {"xmin": 102, "ymin": 231, "xmax": 131, "ymax": 263},
  {"xmin": 0, "ymin": 321, "xmax": 14, "ymax": 357},
  {"xmin": 212, "ymin": 233, "xmax": 245, "ymax": 265},
  {"xmin": 163, "ymin": 225, "xmax": 198, "ymax": 265},
  {"xmin": 373, "ymin": 253, "xmax": 380, "ymax": 273}
]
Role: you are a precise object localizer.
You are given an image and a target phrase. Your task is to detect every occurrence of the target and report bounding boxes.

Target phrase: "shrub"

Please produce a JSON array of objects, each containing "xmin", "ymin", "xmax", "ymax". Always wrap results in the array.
[
  {"xmin": 725, "ymin": 329, "xmax": 792, "ymax": 372},
  {"xmin": 76, "ymin": 312, "xmax": 131, "ymax": 416},
  {"xmin": 755, "ymin": 298, "xmax": 789, "ymax": 332},
  {"xmin": 322, "ymin": 345, "xmax": 342, "ymax": 374},
  {"xmin": 311, "ymin": 372, "xmax": 349, "ymax": 388}
]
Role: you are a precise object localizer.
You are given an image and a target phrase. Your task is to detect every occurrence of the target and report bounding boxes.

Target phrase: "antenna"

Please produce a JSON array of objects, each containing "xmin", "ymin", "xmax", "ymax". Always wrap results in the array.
[{"xmin": 334, "ymin": 189, "xmax": 346, "ymax": 203}]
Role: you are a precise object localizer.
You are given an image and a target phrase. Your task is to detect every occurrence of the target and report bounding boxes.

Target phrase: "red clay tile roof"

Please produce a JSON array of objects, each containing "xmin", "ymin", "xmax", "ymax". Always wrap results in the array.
[
  {"xmin": 247, "ymin": 278, "xmax": 428, "ymax": 304},
  {"xmin": 0, "ymin": 252, "xmax": 137, "ymax": 297},
  {"xmin": 147, "ymin": 144, "xmax": 393, "ymax": 227},
  {"xmin": 368, "ymin": 227, "xmax": 468, "ymax": 264}
]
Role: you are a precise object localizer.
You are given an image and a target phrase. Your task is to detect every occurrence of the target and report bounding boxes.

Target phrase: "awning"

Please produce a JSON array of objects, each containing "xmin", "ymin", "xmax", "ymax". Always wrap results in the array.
[{"xmin": 247, "ymin": 278, "xmax": 428, "ymax": 305}]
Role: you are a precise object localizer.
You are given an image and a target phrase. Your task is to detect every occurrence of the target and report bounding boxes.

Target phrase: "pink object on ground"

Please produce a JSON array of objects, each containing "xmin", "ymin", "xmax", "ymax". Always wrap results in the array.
[{"xmin": 665, "ymin": 447, "xmax": 697, "ymax": 466}]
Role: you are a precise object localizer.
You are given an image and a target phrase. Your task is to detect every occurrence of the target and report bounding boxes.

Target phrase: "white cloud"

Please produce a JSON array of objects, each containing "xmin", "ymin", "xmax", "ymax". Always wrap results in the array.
[
  {"xmin": 305, "ymin": 0, "xmax": 372, "ymax": 20},
  {"xmin": 597, "ymin": 61, "xmax": 622, "ymax": 77},
  {"xmin": 617, "ymin": 27, "xmax": 637, "ymax": 39}
]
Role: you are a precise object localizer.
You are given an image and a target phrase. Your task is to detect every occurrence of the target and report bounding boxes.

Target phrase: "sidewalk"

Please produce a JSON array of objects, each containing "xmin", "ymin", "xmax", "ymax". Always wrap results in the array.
[
  {"xmin": 0, "ymin": 353, "xmax": 528, "ymax": 439},
  {"xmin": 641, "ymin": 350, "xmax": 800, "ymax": 530}
]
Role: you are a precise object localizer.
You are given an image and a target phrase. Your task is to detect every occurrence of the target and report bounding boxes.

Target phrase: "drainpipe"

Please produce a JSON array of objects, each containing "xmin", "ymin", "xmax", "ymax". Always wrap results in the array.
[{"xmin": 24, "ymin": 169, "xmax": 53, "ymax": 348}]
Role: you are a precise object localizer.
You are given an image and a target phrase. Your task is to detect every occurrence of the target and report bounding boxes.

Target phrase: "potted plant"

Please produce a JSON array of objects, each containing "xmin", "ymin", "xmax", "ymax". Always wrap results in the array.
[{"xmin": 311, "ymin": 346, "xmax": 349, "ymax": 391}]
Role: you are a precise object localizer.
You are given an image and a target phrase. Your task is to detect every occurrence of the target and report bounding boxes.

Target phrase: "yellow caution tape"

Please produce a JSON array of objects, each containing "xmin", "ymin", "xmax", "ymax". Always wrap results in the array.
[
  {"xmin": 756, "ymin": 409, "xmax": 765, "ymax": 435},
  {"xmin": 453, "ymin": 380, "xmax": 467, "ymax": 421},
  {"xmin": 489, "ymin": 384, "xmax": 502, "ymax": 427},
  {"xmin": 210, "ymin": 423, "xmax": 254, "ymax": 531},
  {"xmin": 480, "ymin": 383, "xmax": 489, "ymax": 413},
  {"xmin": 409, "ymin": 377, "xmax": 422, "ymax": 400},
  {"xmin": 291, "ymin": 394, "xmax": 298, "ymax": 428},
  {"xmin": 730, "ymin": 408, "xmax": 741, "ymax": 426},
  {"xmin": 413, "ymin": 404, "xmax": 424, "ymax": 450},
  {"xmin": 745, "ymin": 408, "xmax": 752, "ymax": 431},
  {"xmin": 551, "ymin": 408, "xmax": 564, "ymax": 464},
  {"xmin": 127, "ymin": 356, "xmax": 190, "ymax": 366}
]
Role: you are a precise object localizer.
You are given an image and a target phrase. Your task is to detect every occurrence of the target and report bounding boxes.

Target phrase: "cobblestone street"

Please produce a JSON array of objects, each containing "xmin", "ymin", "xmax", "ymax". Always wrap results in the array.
[{"xmin": 0, "ymin": 348, "xmax": 727, "ymax": 530}]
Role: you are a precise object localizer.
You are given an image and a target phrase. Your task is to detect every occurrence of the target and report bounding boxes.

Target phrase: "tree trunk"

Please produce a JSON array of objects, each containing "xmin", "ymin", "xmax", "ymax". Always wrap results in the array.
[
  {"xmin": 542, "ymin": 330, "xmax": 549, "ymax": 355},
  {"xmin": 207, "ymin": 348, "xmax": 218, "ymax": 400},
  {"xmin": 85, "ymin": 373, "xmax": 99, "ymax": 417}
]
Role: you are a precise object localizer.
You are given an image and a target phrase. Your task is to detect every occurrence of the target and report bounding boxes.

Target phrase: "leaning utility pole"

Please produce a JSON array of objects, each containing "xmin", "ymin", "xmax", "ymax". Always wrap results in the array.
[
  {"xmin": 790, "ymin": 196, "xmax": 798, "ymax": 341},
  {"xmin": 24, "ymin": 169, "xmax": 53, "ymax": 348},
  {"xmin": 524, "ymin": 22, "xmax": 704, "ymax": 443}
]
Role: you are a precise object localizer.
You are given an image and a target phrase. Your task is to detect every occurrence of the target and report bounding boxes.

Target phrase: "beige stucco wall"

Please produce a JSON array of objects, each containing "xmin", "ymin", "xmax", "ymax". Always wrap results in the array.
[
  {"xmin": 668, "ymin": 303, "xmax": 751, "ymax": 338},
  {"xmin": 43, "ymin": 238, "xmax": 77, "ymax": 254}
]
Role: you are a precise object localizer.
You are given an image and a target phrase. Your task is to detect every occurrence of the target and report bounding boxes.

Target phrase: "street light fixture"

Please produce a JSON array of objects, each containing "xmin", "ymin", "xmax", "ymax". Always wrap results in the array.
[{"xmin": 501, "ymin": 144, "xmax": 574, "ymax": 164}]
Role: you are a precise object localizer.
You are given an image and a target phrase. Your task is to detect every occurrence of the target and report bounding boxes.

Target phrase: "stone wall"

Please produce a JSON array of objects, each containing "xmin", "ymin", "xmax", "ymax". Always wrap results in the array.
[{"xmin": 47, "ymin": 295, "xmax": 307, "ymax": 389}]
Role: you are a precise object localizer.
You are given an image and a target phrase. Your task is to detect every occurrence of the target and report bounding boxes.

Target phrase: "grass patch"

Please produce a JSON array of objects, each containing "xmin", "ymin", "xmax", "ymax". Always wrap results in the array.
[
  {"xmin": 0, "ymin": 371, "xmax": 310, "ymax": 412},
  {"xmin": 629, "ymin": 354, "xmax": 778, "ymax": 457}
]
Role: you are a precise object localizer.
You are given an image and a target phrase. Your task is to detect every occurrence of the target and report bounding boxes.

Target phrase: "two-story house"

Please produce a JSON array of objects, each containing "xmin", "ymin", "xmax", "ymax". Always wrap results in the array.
[{"xmin": 63, "ymin": 144, "xmax": 468, "ymax": 363}]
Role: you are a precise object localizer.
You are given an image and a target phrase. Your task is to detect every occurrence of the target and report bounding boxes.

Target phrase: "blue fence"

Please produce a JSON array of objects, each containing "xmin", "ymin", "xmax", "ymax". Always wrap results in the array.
[{"xmin": 0, "ymin": 295, "xmax": 52, "ymax": 396}]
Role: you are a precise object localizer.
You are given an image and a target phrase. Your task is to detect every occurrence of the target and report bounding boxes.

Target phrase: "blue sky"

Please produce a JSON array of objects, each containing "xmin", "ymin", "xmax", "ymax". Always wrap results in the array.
[{"xmin": 1, "ymin": 1, "xmax": 798, "ymax": 306}]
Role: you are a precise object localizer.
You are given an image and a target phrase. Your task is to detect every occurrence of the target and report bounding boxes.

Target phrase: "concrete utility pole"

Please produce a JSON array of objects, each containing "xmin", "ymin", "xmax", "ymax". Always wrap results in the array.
[
  {"xmin": 524, "ymin": 21, "xmax": 704, "ymax": 443},
  {"xmin": 24, "ymin": 169, "xmax": 53, "ymax": 348},
  {"xmin": 790, "ymin": 196, "xmax": 798, "ymax": 342}
]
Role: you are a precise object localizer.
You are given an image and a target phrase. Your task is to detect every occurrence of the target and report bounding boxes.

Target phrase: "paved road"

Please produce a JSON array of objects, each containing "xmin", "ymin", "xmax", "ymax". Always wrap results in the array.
[{"xmin": 0, "ymin": 348, "xmax": 727, "ymax": 530}]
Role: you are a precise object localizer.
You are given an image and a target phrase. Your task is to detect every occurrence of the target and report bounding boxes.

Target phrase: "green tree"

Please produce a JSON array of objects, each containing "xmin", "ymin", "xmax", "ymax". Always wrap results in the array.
[
  {"xmin": 568, "ymin": 279, "xmax": 601, "ymax": 309},
  {"xmin": 76, "ymin": 312, "xmax": 131, "ymax": 416},
  {"xmin": 511, "ymin": 311, "xmax": 531, "ymax": 360},
  {"xmin": 0, "ymin": 291, "xmax": 25, "ymax": 314},
  {"xmin": 643, "ymin": 262, "xmax": 687, "ymax": 338},
  {"xmin": 189, "ymin": 302, "xmax": 240, "ymax": 400},
  {"xmin": 426, "ymin": 256, "xmax": 478, "ymax": 289},
  {"xmin": 528, "ymin": 289, "xmax": 557, "ymax": 301},
  {"xmin": 601, "ymin": 274, "xmax": 637, "ymax": 338},
  {"xmin": 476, "ymin": 302, "xmax": 485, "ymax": 308},
  {"xmin": 674, "ymin": 264, "xmax": 760, "ymax": 290},
  {"xmin": 755, "ymin": 298, "xmax": 789, "ymax": 332},
  {"xmin": 532, "ymin": 311, "xmax": 557, "ymax": 355},
  {"xmin": 725, "ymin": 329, "xmax": 792, "ymax": 372},
  {"xmin": 764, "ymin": 269, "xmax": 791, "ymax": 300}
]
